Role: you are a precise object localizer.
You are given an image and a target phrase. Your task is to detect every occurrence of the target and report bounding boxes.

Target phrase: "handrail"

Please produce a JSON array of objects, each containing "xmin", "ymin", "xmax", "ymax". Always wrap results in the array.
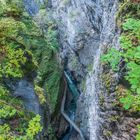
[{"xmin": 61, "ymin": 78, "xmax": 85, "ymax": 140}]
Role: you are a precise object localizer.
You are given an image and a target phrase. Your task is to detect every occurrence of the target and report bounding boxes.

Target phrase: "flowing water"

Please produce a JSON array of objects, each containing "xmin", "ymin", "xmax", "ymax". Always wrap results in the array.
[
  {"xmin": 24, "ymin": 0, "xmax": 120, "ymax": 139},
  {"xmin": 51, "ymin": 0, "xmax": 120, "ymax": 139},
  {"xmin": 61, "ymin": 70, "xmax": 81, "ymax": 139},
  {"xmin": 85, "ymin": 49, "xmax": 101, "ymax": 140}
]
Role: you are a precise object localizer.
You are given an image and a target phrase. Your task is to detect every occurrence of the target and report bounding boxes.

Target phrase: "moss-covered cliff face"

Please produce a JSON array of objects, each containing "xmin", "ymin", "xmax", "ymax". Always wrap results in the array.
[
  {"xmin": 0, "ymin": 0, "xmax": 61, "ymax": 139},
  {"xmin": 0, "ymin": 1, "xmax": 42, "ymax": 138},
  {"xmin": 101, "ymin": 1, "xmax": 140, "ymax": 140},
  {"xmin": 0, "ymin": 0, "xmax": 140, "ymax": 140}
]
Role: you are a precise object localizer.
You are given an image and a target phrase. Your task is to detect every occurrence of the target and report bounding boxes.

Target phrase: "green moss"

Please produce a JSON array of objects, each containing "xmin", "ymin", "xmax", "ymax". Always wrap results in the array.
[
  {"xmin": 103, "ymin": 130, "xmax": 112, "ymax": 137},
  {"xmin": 87, "ymin": 64, "xmax": 93, "ymax": 72},
  {"xmin": 0, "ymin": 1, "xmax": 44, "ymax": 138},
  {"xmin": 116, "ymin": 0, "xmax": 130, "ymax": 21},
  {"xmin": 69, "ymin": 10, "xmax": 80, "ymax": 19},
  {"xmin": 62, "ymin": 0, "xmax": 70, "ymax": 5},
  {"xmin": 108, "ymin": 115, "xmax": 120, "ymax": 122},
  {"xmin": 99, "ymin": 95, "xmax": 105, "ymax": 106},
  {"xmin": 35, "ymin": 85, "xmax": 46, "ymax": 105},
  {"xmin": 101, "ymin": 73, "xmax": 113, "ymax": 93},
  {"xmin": 81, "ymin": 79, "xmax": 86, "ymax": 93},
  {"xmin": 71, "ymin": 56, "xmax": 78, "ymax": 68},
  {"xmin": 47, "ymin": 125, "xmax": 57, "ymax": 140}
]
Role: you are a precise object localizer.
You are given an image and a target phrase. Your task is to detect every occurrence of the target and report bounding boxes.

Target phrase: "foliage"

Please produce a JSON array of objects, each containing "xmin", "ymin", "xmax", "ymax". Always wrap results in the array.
[
  {"xmin": 136, "ymin": 125, "xmax": 140, "ymax": 140},
  {"xmin": 26, "ymin": 115, "xmax": 42, "ymax": 139},
  {"xmin": 34, "ymin": 41, "xmax": 61, "ymax": 112},
  {"xmin": 46, "ymin": 70, "xmax": 61, "ymax": 112},
  {"xmin": 0, "ymin": 47, "xmax": 26, "ymax": 78},
  {"xmin": 0, "ymin": 105, "xmax": 17, "ymax": 119},
  {"xmin": 116, "ymin": 0, "xmax": 140, "ymax": 23},
  {"xmin": 101, "ymin": 48, "xmax": 121, "ymax": 71},
  {"xmin": 0, "ymin": 124, "xmax": 11, "ymax": 140},
  {"xmin": 45, "ymin": 27, "xmax": 59, "ymax": 51},
  {"xmin": 119, "ymin": 92, "xmax": 133, "ymax": 110},
  {"xmin": 0, "ymin": 17, "xmax": 27, "ymax": 78},
  {"xmin": 101, "ymin": 7, "xmax": 140, "ymax": 111},
  {"xmin": 32, "ymin": 12, "xmax": 61, "ymax": 112},
  {"xmin": 0, "ymin": 85, "xmax": 27, "ymax": 138},
  {"xmin": 47, "ymin": 125, "xmax": 57, "ymax": 140},
  {"xmin": 102, "ymin": 5, "xmax": 140, "ymax": 139},
  {"xmin": 0, "ymin": 115, "xmax": 42, "ymax": 140},
  {"xmin": 0, "ymin": 0, "xmax": 61, "ymax": 138},
  {"xmin": 35, "ymin": 85, "xmax": 46, "ymax": 104},
  {"xmin": 0, "ymin": 1, "xmax": 44, "ymax": 139},
  {"xmin": 0, "ymin": 86, "xmax": 20, "ymax": 119},
  {"xmin": 0, "ymin": 0, "xmax": 39, "ymax": 79},
  {"xmin": 0, "ymin": 86, "xmax": 8, "ymax": 98}
]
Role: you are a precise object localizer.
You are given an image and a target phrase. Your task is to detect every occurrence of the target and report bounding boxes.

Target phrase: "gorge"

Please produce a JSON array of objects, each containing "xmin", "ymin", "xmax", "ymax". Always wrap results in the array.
[{"xmin": 0, "ymin": 0, "xmax": 140, "ymax": 140}]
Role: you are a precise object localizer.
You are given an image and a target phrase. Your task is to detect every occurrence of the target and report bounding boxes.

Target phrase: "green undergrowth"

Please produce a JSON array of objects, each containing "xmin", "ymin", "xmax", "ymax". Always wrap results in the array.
[
  {"xmin": 101, "ymin": 2, "xmax": 140, "ymax": 111},
  {"xmin": 101, "ymin": 1, "xmax": 140, "ymax": 139},
  {"xmin": 0, "ymin": 115, "xmax": 42, "ymax": 140},
  {"xmin": 0, "ymin": 86, "xmax": 42, "ymax": 140},
  {"xmin": 0, "ymin": 0, "xmax": 44, "ymax": 139},
  {"xmin": 0, "ymin": 0, "xmax": 61, "ymax": 139},
  {"xmin": 32, "ymin": 12, "xmax": 61, "ymax": 112}
]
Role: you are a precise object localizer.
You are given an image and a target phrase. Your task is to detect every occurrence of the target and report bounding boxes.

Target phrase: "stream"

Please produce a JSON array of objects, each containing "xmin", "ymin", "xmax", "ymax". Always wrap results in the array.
[
  {"xmin": 24, "ymin": 0, "xmax": 120, "ymax": 139},
  {"xmin": 60, "ymin": 70, "xmax": 84, "ymax": 140}
]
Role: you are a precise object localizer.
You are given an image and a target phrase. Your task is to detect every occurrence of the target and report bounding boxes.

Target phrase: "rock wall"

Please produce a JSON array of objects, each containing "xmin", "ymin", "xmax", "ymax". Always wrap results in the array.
[
  {"xmin": 49, "ymin": 0, "xmax": 128, "ymax": 139},
  {"xmin": 23, "ymin": 0, "xmax": 139, "ymax": 139},
  {"xmin": 13, "ymin": 80, "xmax": 41, "ymax": 114}
]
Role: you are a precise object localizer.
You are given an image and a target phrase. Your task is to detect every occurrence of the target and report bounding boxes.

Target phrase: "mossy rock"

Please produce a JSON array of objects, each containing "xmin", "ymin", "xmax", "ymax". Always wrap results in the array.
[
  {"xmin": 101, "ymin": 72, "xmax": 114, "ymax": 93},
  {"xmin": 34, "ymin": 85, "xmax": 46, "ymax": 105},
  {"xmin": 103, "ymin": 130, "xmax": 112, "ymax": 137}
]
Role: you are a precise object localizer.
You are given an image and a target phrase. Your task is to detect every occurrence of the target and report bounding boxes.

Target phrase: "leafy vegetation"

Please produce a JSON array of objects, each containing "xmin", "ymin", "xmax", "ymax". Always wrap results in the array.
[
  {"xmin": 25, "ymin": 115, "xmax": 42, "ymax": 140},
  {"xmin": 35, "ymin": 85, "xmax": 46, "ymax": 105},
  {"xmin": 101, "ymin": 6, "xmax": 140, "ymax": 112},
  {"xmin": 0, "ymin": 1, "xmax": 38, "ymax": 79},
  {"xmin": 136, "ymin": 125, "xmax": 140, "ymax": 140},
  {"xmin": 102, "ymin": 2, "xmax": 140, "ymax": 139},
  {"xmin": 32, "ymin": 10, "xmax": 61, "ymax": 112},
  {"xmin": 0, "ymin": 0, "xmax": 59, "ymax": 139},
  {"xmin": 0, "ymin": 0, "xmax": 61, "ymax": 138},
  {"xmin": 0, "ymin": 115, "xmax": 42, "ymax": 140},
  {"xmin": 101, "ymin": 48, "xmax": 121, "ymax": 71},
  {"xmin": 0, "ymin": 85, "xmax": 42, "ymax": 139}
]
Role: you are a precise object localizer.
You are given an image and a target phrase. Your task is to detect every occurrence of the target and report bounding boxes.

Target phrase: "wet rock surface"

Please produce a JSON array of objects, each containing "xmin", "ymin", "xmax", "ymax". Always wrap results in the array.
[
  {"xmin": 50, "ymin": 0, "xmax": 119, "ymax": 139},
  {"xmin": 49, "ymin": 0, "xmax": 139, "ymax": 140},
  {"xmin": 13, "ymin": 80, "xmax": 40, "ymax": 114},
  {"xmin": 23, "ymin": 0, "xmax": 140, "ymax": 139},
  {"xmin": 12, "ymin": 79, "xmax": 49, "ymax": 139}
]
